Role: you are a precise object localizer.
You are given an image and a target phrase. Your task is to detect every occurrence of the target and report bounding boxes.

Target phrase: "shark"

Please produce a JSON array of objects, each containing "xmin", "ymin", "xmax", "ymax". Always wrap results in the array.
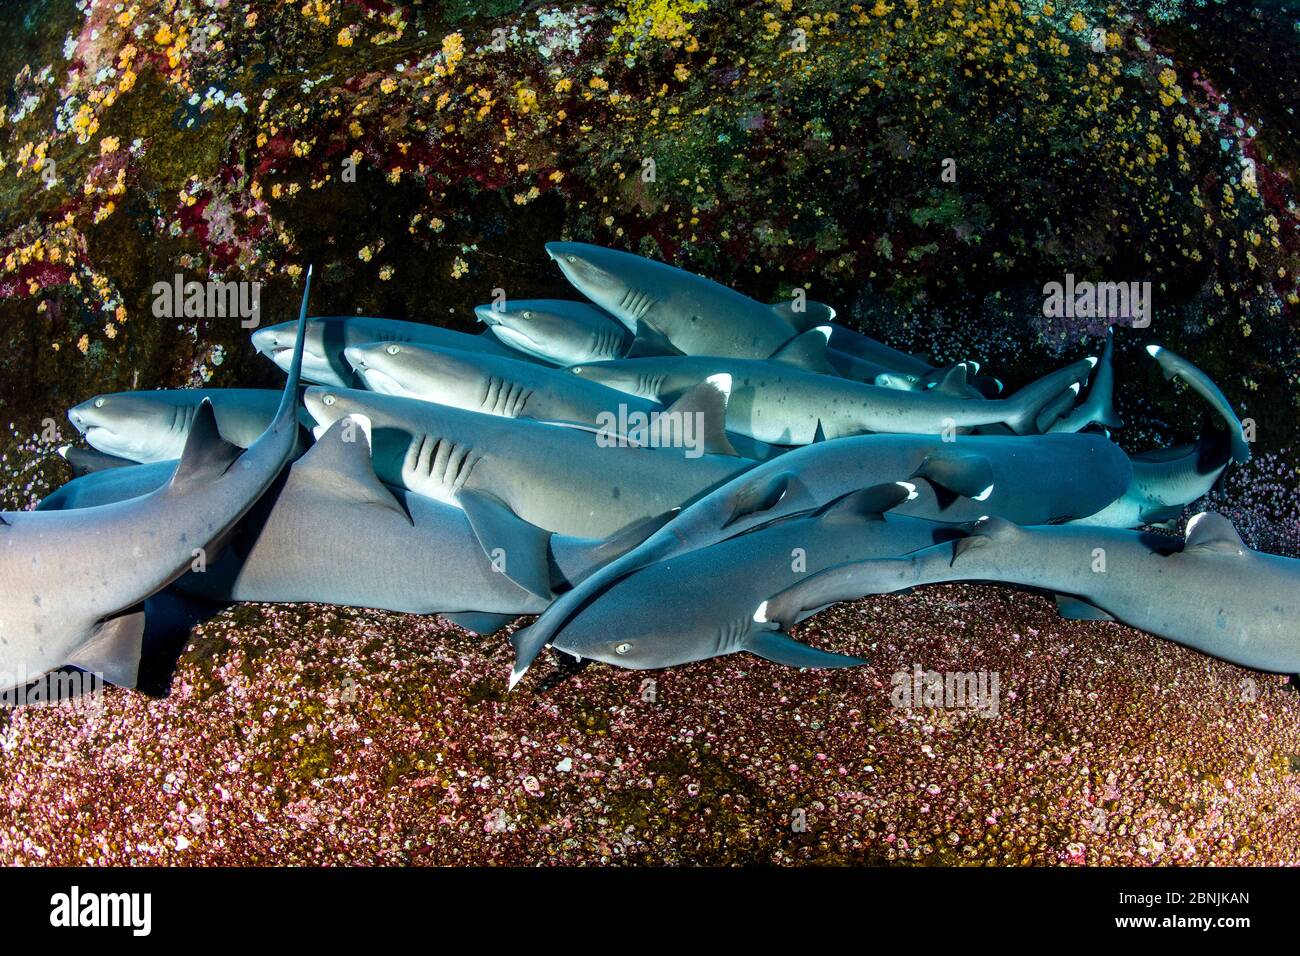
[
  {"xmin": 568, "ymin": 351, "xmax": 1097, "ymax": 444},
  {"xmin": 173, "ymin": 415, "xmax": 666, "ymax": 635},
  {"xmin": 0, "ymin": 268, "xmax": 312, "ymax": 690},
  {"xmin": 752, "ymin": 512, "xmax": 1300, "ymax": 677},
  {"xmin": 251, "ymin": 314, "xmax": 544, "ymax": 387},
  {"xmin": 302, "ymin": 384, "xmax": 755, "ymax": 538},
  {"xmin": 551, "ymin": 482, "xmax": 964, "ymax": 671},
  {"xmin": 343, "ymin": 341, "xmax": 781, "ymax": 460},
  {"xmin": 474, "ymin": 299, "xmax": 630, "ymax": 365},
  {"xmin": 67, "ymin": 388, "xmax": 291, "ymax": 463},
  {"xmin": 506, "ymin": 430, "xmax": 1133, "ymax": 687},
  {"xmin": 546, "ymin": 240, "xmax": 836, "ymax": 361}
]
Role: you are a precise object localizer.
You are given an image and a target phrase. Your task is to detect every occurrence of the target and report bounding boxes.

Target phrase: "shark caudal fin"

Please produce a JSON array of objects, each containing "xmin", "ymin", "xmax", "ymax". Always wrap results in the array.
[
  {"xmin": 1000, "ymin": 356, "xmax": 1097, "ymax": 435},
  {"xmin": 1146, "ymin": 344, "xmax": 1251, "ymax": 465},
  {"xmin": 1048, "ymin": 328, "xmax": 1122, "ymax": 433}
]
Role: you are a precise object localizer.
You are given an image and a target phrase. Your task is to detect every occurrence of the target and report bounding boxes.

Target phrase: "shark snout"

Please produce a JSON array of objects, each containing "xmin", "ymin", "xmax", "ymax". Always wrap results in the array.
[{"xmin": 343, "ymin": 345, "xmax": 373, "ymax": 370}]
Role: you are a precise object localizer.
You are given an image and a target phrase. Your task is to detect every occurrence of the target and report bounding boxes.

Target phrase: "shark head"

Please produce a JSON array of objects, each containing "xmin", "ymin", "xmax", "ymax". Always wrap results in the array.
[
  {"xmin": 476, "ymin": 298, "xmax": 628, "ymax": 364},
  {"xmin": 345, "ymin": 342, "xmax": 489, "ymax": 410},
  {"xmin": 68, "ymin": 393, "xmax": 195, "ymax": 462},
  {"xmin": 544, "ymin": 242, "xmax": 634, "ymax": 317},
  {"xmin": 252, "ymin": 317, "xmax": 352, "ymax": 386}
]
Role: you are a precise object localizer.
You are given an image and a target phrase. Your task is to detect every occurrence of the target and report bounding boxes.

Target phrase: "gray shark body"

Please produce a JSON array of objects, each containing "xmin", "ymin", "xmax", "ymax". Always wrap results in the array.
[
  {"xmin": 0, "ymin": 273, "xmax": 311, "ymax": 689},
  {"xmin": 755, "ymin": 513, "xmax": 1300, "ymax": 676},
  {"xmin": 554, "ymin": 484, "xmax": 961, "ymax": 671},
  {"xmin": 569, "ymin": 354, "xmax": 1095, "ymax": 444},
  {"xmin": 303, "ymin": 386, "xmax": 754, "ymax": 538},
  {"xmin": 173, "ymin": 418, "xmax": 654, "ymax": 632},
  {"xmin": 474, "ymin": 299, "xmax": 630, "ymax": 365},
  {"xmin": 252, "ymin": 315, "xmax": 543, "ymax": 387},
  {"xmin": 68, "ymin": 388, "xmax": 289, "ymax": 463},
  {"xmin": 507, "ymin": 431, "xmax": 1133, "ymax": 685},
  {"xmin": 546, "ymin": 241, "xmax": 831, "ymax": 360},
  {"xmin": 344, "ymin": 341, "xmax": 781, "ymax": 460}
]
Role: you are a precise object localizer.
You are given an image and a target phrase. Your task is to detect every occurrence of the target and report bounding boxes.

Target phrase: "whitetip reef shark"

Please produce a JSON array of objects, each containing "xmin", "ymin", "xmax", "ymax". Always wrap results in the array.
[
  {"xmin": 551, "ymin": 481, "xmax": 967, "ymax": 671},
  {"xmin": 506, "ymin": 431, "xmax": 1133, "ymax": 688},
  {"xmin": 752, "ymin": 512, "xmax": 1300, "ymax": 677},
  {"xmin": 474, "ymin": 298, "xmax": 630, "ymax": 365},
  {"xmin": 567, "ymin": 350, "xmax": 1097, "ymax": 443},
  {"xmin": 302, "ymin": 383, "xmax": 754, "ymax": 538},
  {"xmin": 252, "ymin": 314, "xmax": 543, "ymax": 387},
  {"xmin": 0, "ymin": 268, "xmax": 313, "ymax": 690}
]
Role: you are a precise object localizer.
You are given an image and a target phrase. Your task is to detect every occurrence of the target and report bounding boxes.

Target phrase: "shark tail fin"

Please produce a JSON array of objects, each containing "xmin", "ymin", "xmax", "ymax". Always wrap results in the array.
[
  {"xmin": 1146, "ymin": 343, "xmax": 1250, "ymax": 465},
  {"xmin": 1048, "ymin": 328, "xmax": 1122, "ymax": 433},
  {"xmin": 270, "ymin": 265, "xmax": 312, "ymax": 429},
  {"xmin": 1000, "ymin": 356, "xmax": 1096, "ymax": 435}
]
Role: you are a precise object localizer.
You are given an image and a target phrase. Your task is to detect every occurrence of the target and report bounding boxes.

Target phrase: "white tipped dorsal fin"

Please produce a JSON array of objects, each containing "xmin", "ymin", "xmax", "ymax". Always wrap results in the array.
[
  {"xmin": 769, "ymin": 327, "xmax": 837, "ymax": 374},
  {"xmin": 659, "ymin": 381, "xmax": 739, "ymax": 457},
  {"xmin": 770, "ymin": 300, "xmax": 837, "ymax": 332},
  {"xmin": 1183, "ymin": 512, "xmax": 1246, "ymax": 556}
]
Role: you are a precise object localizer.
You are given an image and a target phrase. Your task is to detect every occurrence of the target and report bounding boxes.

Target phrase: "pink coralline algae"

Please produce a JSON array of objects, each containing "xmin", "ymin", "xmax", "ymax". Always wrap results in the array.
[{"xmin": 0, "ymin": 594, "xmax": 1297, "ymax": 866}]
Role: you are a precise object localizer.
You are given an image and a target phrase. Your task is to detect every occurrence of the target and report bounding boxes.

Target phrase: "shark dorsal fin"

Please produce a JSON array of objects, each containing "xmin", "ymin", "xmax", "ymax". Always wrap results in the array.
[
  {"xmin": 722, "ymin": 470, "xmax": 815, "ymax": 529},
  {"xmin": 816, "ymin": 481, "xmax": 916, "ymax": 522},
  {"xmin": 293, "ymin": 416, "xmax": 411, "ymax": 524},
  {"xmin": 928, "ymin": 363, "xmax": 970, "ymax": 397},
  {"xmin": 910, "ymin": 451, "xmax": 994, "ymax": 503},
  {"xmin": 952, "ymin": 515, "xmax": 1019, "ymax": 563},
  {"xmin": 770, "ymin": 300, "xmax": 837, "ymax": 332},
  {"xmin": 0, "ymin": 514, "xmax": 9, "ymax": 527},
  {"xmin": 769, "ymin": 326, "xmax": 835, "ymax": 373},
  {"xmin": 169, "ymin": 399, "xmax": 242, "ymax": 489},
  {"xmin": 1183, "ymin": 512, "xmax": 1246, "ymax": 555},
  {"xmin": 657, "ymin": 377, "xmax": 738, "ymax": 457}
]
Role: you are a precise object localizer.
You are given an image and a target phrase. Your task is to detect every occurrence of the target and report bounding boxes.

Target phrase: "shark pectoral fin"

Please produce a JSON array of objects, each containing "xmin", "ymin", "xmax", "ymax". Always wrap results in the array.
[
  {"xmin": 743, "ymin": 631, "xmax": 867, "ymax": 669},
  {"xmin": 443, "ymin": 611, "xmax": 519, "ymax": 636},
  {"xmin": 294, "ymin": 415, "xmax": 412, "ymax": 523},
  {"xmin": 1183, "ymin": 511, "xmax": 1247, "ymax": 556},
  {"xmin": 1054, "ymin": 594, "xmax": 1115, "ymax": 621},
  {"xmin": 169, "ymin": 399, "xmax": 242, "ymax": 489},
  {"xmin": 722, "ymin": 470, "xmax": 814, "ymax": 528},
  {"xmin": 458, "ymin": 488, "xmax": 555, "ymax": 600},
  {"xmin": 1141, "ymin": 503, "xmax": 1185, "ymax": 526},
  {"xmin": 769, "ymin": 300, "xmax": 837, "ymax": 332},
  {"xmin": 659, "ymin": 380, "xmax": 738, "ymax": 457},
  {"xmin": 69, "ymin": 606, "xmax": 146, "ymax": 688},
  {"xmin": 910, "ymin": 452, "xmax": 994, "ymax": 504},
  {"xmin": 65, "ymin": 446, "xmax": 135, "ymax": 476},
  {"xmin": 627, "ymin": 321, "xmax": 683, "ymax": 358},
  {"xmin": 769, "ymin": 326, "xmax": 838, "ymax": 375}
]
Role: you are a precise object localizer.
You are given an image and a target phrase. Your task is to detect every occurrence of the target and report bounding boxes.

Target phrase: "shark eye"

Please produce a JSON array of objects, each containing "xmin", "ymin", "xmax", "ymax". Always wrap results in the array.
[
  {"xmin": 322, "ymin": 394, "xmax": 336, "ymax": 406},
  {"xmin": 522, "ymin": 310, "xmax": 533, "ymax": 319},
  {"xmin": 615, "ymin": 642, "xmax": 632, "ymax": 655},
  {"xmin": 566, "ymin": 255, "xmax": 578, "ymax": 264},
  {"xmin": 94, "ymin": 398, "xmax": 105, "ymax": 408},
  {"xmin": 386, "ymin": 344, "xmax": 401, "ymax": 355},
  {"xmin": 572, "ymin": 367, "xmax": 583, "ymax": 374}
]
